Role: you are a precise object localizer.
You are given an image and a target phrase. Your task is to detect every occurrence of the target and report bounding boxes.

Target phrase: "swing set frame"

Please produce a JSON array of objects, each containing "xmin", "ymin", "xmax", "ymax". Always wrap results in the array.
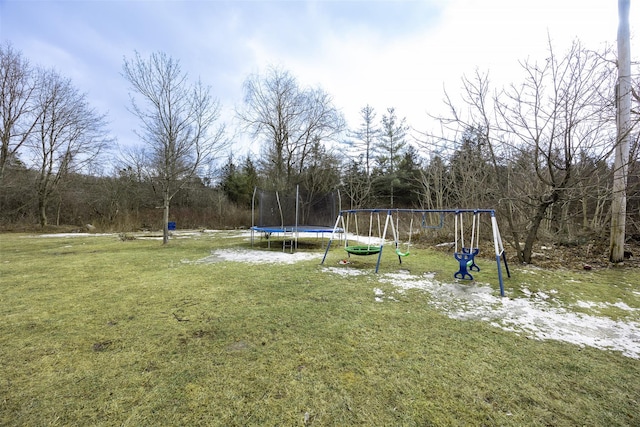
[{"xmin": 321, "ymin": 208, "xmax": 511, "ymax": 297}]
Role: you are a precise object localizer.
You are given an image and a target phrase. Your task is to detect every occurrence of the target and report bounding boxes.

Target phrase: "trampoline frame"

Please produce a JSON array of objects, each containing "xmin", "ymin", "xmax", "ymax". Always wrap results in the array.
[{"xmin": 250, "ymin": 185, "xmax": 342, "ymax": 252}]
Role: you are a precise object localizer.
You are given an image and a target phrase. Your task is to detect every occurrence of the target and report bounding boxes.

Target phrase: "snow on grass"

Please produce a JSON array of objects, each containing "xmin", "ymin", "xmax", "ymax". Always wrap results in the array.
[
  {"xmin": 374, "ymin": 271, "xmax": 640, "ymax": 359},
  {"xmin": 194, "ymin": 248, "xmax": 323, "ymax": 264},
  {"xmin": 575, "ymin": 300, "xmax": 638, "ymax": 312},
  {"xmin": 29, "ymin": 230, "xmax": 639, "ymax": 359},
  {"xmin": 30, "ymin": 233, "xmax": 114, "ymax": 238},
  {"xmin": 321, "ymin": 266, "xmax": 366, "ymax": 277}
]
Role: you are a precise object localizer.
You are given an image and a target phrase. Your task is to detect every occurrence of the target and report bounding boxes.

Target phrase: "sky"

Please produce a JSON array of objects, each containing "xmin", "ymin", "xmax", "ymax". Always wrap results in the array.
[{"xmin": 1, "ymin": 0, "xmax": 639, "ymax": 162}]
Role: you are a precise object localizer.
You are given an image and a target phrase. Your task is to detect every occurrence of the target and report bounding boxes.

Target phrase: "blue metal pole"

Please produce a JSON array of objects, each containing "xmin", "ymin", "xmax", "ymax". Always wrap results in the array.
[
  {"xmin": 375, "ymin": 211, "xmax": 392, "ymax": 273},
  {"xmin": 321, "ymin": 213, "xmax": 343, "ymax": 265},
  {"xmin": 375, "ymin": 246, "xmax": 384, "ymax": 273},
  {"xmin": 321, "ymin": 239, "xmax": 333, "ymax": 265},
  {"xmin": 490, "ymin": 210, "xmax": 505, "ymax": 297}
]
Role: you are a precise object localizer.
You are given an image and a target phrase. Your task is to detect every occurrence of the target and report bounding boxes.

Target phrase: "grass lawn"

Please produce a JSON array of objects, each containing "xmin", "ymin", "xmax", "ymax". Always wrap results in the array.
[{"xmin": 0, "ymin": 230, "xmax": 638, "ymax": 426}]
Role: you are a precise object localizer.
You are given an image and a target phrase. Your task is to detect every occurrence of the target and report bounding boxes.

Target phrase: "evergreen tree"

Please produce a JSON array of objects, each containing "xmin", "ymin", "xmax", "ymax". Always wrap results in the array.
[
  {"xmin": 394, "ymin": 145, "xmax": 423, "ymax": 207},
  {"xmin": 373, "ymin": 107, "xmax": 409, "ymax": 207},
  {"xmin": 220, "ymin": 154, "xmax": 258, "ymax": 208},
  {"xmin": 350, "ymin": 105, "xmax": 379, "ymax": 178}
]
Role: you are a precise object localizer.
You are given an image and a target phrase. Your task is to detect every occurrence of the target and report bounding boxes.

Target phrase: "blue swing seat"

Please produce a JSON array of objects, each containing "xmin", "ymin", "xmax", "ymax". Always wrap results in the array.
[{"xmin": 454, "ymin": 248, "xmax": 479, "ymax": 280}]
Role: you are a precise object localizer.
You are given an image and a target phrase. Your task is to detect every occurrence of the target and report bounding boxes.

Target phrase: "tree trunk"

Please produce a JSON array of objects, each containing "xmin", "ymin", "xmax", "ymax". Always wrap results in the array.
[
  {"xmin": 522, "ymin": 200, "xmax": 553, "ymax": 264},
  {"xmin": 38, "ymin": 192, "xmax": 48, "ymax": 227},
  {"xmin": 610, "ymin": 0, "xmax": 631, "ymax": 263},
  {"xmin": 522, "ymin": 189, "xmax": 562, "ymax": 263},
  {"xmin": 582, "ymin": 197, "xmax": 589, "ymax": 230},
  {"xmin": 56, "ymin": 198, "xmax": 61, "ymax": 226},
  {"xmin": 163, "ymin": 189, "xmax": 170, "ymax": 245},
  {"xmin": 501, "ymin": 199, "xmax": 524, "ymax": 263}
]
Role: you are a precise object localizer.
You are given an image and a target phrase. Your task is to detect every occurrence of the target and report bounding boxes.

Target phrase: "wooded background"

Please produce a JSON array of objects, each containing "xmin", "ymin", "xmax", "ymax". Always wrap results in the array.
[{"xmin": 1, "ymin": 40, "xmax": 638, "ymax": 263}]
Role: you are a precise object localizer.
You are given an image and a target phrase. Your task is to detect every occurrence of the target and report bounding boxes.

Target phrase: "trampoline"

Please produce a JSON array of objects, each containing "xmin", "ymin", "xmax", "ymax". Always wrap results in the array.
[
  {"xmin": 251, "ymin": 225, "xmax": 341, "ymax": 234},
  {"xmin": 251, "ymin": 185, "xmax": 343, "ymax": 252},
  {"xmin": 251, "ymin": 225, "xmax": 343, "ymax": 251}
]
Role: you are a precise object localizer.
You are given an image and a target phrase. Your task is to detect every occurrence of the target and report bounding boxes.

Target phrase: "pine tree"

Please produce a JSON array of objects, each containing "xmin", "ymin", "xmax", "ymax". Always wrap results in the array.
[{"xmin": 374, "ymin": 107, "xmax": 408, "ymax": 207}]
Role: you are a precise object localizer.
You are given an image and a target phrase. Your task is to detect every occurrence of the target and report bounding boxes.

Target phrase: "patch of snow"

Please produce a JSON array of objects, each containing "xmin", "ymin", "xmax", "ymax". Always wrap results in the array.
[
  {"xmin": 30, "ymin": 233, "xmax": 113, "ymax": 238},
  {"xmin": 576, "ymin": 300, "xmax": 597, "ymax": 309},
  {"xmin": 610, "ymin": 301, "xmax": 638, "ymax": 312},
  {"xmin": 536, "ymin": 291, "xmax": 550, "ymax": 300},
  {"xmin": 574, "ymin": 300, "xmax": 638, "ymax": 312},
  {"xmin": 435, "ymin": 241, "xmax": 454, "ymax": 247},
  {"xmin": 376, "ymin": 272, "xmax": 640, "ymax": 359},
  {"xmin": 195, "ymin": 248, "xmax": 322, "ymax": 265},
  {"xmin": 373, "ymin": 287, "xmax": 401, "ymax": 302},
  {"xmin": 322, "ymin": 267, "xmax": 366, "ymax": 277}
]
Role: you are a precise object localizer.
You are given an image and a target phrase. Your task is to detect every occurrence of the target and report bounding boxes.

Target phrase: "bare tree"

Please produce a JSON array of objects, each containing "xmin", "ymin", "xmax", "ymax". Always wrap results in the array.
[
  {"xmin": 433, "ymin": 70, "xmax": 532, "ymax": 258},
  {"xmin": 436, "ymin": 40, "xmax": 617, "ymax": 263},
  {"xmin": 418, "ymin": 155, "xmax": 449, "ymax": 211},
  {"xmin": 237, "ymin": 66, "xmax": 344, "ymax": 191},
  {"xmin": 0, "ymin": 42, "xmax": 41, "ymax": 183},
  {"xmin": 298, "ymin": 139, "xmax": 341, "ymax": 220},
  {"xmin": 497, "ymin": 40, "xmax": 616, "ymax": 262},
  {"xmin": 610, "ymin": 0, "xmax": 632, "ymax": 262},
  {"xmin": 341, "ymin": 158, "xmax": 370, "ymax": 209},
  {"xmin": 122, "ymin": 51, "xmax": 227, "ymax": 244},
  {"xmin": 27, "ymin": 69, "xmax": 109, "ymax": 226}
]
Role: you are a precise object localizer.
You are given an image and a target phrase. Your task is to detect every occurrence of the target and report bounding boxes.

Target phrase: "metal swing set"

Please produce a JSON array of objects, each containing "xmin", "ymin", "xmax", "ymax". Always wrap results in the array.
[{"xmin": 321, "ymin": 208, "xmax": 511, "ymax": 296}]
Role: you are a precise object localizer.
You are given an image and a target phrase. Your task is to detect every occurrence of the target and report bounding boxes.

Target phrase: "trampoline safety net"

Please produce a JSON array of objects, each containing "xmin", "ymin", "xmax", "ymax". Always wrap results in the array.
[{"xmin": 253, "ymin": 187, "xmax": 340, "ymax": 228}]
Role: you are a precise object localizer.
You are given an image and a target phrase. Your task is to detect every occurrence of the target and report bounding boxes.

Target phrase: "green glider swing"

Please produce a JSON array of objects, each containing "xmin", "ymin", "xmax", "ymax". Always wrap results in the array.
[
  {"xmin": 344, "ymin": 245, "xmax": 382, "ymax": 256},
  {"xmin": 344, "ymin": 211, "xmax": 382, "ymax": 256}
]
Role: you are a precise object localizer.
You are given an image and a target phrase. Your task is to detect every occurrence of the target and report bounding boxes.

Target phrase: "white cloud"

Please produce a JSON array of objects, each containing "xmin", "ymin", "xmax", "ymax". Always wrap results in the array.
[{"xmin": 2, "ymin": 0, "xmax": 638, "ymax": 158}]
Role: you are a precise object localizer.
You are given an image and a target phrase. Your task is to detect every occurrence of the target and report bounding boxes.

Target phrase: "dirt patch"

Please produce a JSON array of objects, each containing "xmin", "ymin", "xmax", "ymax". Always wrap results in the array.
[
  {"xmin": 428, "ymin": 238, "xmax": 640, "ymax": 271},
  {"xmin": 92, "ymin": 340, "xmax": 113, "ymax": 352},
  {"xmin": 529, "ymin": 240, "xmax": 640, "ymax": 270}
]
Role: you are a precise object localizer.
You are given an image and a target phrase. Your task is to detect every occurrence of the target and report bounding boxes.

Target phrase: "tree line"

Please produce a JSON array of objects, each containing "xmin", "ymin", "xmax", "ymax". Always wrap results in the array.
[{"xmin": 1, "ymin": 40, "xmax": 638, "ymax": 262}]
